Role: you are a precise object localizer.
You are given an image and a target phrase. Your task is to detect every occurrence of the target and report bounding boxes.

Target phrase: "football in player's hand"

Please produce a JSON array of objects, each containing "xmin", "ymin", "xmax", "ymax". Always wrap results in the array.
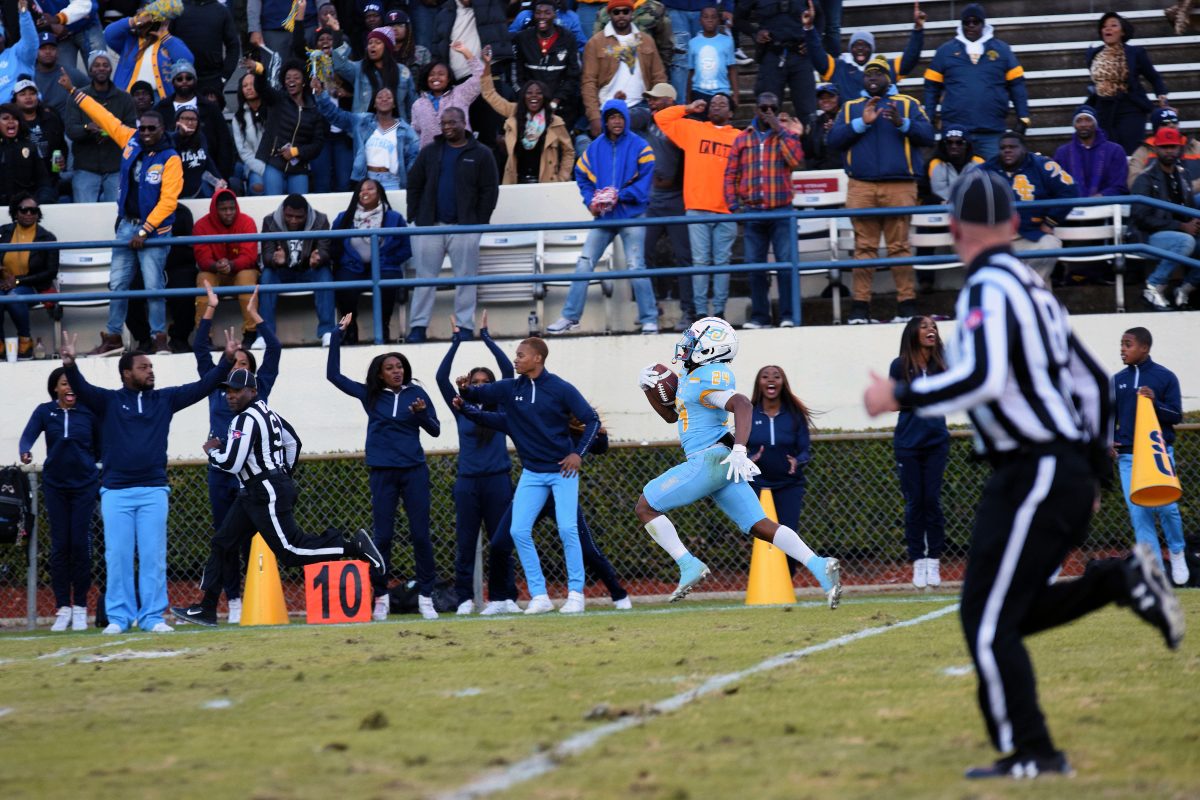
[{"xmin": 644, "ymin": 363, "xmax": 679, "ymax": 407}]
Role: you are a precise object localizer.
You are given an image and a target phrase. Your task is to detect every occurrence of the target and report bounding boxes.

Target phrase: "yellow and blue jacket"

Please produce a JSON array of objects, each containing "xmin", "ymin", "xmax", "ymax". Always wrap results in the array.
[{"xmin": 827, "ymin": 87, "xmax": 936, "ymax": 181}]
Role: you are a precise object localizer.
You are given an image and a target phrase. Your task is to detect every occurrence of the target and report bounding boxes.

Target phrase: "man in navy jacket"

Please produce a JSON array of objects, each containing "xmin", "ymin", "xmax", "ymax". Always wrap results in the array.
[
  {"xmin": 460, "ymin": 336, "xmax": 600, "ymax": 614},
  {"xmin": 60, "ymin": 330, "xmax": 237, "ymax": 634},
  {"xmin": 1113, "ymin": 326, "xmax": 1188, "ymax": 586}
]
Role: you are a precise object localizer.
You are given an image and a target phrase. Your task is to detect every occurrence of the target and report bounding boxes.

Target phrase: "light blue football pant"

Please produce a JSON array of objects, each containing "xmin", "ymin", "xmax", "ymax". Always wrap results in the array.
[
  {"xmin": 1118, "ymin": 450, "xmax": 1184, "ymax": 568},
  {"xmin": 510, "ymin": 470, "xmax": 584, "ymax": 596},
  {"xmin": 100, "ymin": 486, "xmax": 170, "ymax": 630}
]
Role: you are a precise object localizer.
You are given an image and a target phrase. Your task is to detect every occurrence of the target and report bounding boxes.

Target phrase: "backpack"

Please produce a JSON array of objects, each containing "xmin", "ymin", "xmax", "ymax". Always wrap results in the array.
[{"xmin": 0, "ymin": 466, "xmax": 32, "ymax": 546}]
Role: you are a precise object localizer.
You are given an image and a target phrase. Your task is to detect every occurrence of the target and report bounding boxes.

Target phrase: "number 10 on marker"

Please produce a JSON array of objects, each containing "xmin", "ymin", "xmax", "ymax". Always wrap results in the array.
[{"xmin": 304, "ymin": 561, "xmax": 372, "ymax": 624}]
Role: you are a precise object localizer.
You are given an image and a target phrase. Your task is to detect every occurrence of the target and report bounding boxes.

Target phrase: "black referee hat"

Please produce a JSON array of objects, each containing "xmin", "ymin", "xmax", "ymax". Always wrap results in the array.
[
  {"xmin": 220, "ymin": 368, "xmax": 257, "ymax": 390},
  {"xmin": 948, "ymin": 169, "xmax": 1015, "ymax": 226}
]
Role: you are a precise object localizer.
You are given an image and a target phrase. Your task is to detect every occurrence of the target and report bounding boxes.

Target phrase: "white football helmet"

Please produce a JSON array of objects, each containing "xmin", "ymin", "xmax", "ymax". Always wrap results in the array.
[{"xmin": 673, "ymin": 317, "xmax": 739, "ymax": 366}]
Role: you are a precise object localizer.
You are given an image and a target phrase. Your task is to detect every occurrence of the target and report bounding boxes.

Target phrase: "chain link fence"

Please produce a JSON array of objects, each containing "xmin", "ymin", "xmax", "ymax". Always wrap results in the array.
[{"xmin": 3, "ymin": 426, "xmax": 1197, "ymax": 625}]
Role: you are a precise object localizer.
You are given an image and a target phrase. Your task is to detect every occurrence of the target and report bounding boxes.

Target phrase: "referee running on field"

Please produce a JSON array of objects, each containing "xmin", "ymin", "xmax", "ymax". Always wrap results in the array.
[
  {"xmin": 173, "ymin": 369, "xmax": 384, "ymax": 626},
  {"xmin": 864, "ymin": 169, "xmax": 1184, "ymax": 780}
]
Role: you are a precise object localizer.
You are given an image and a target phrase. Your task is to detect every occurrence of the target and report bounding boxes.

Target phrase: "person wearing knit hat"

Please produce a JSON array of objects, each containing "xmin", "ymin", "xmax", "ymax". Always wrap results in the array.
[
  {"xmin": 67, "ymin": 43, "xmax": 136, "ymax": 204},
  {"xmin": 865, "ymin": 164, "xmax": 1181, "ymax": 784},
  {"xmin": 923, "ymin": 2, "xmax": 1028, "ymax": 160},
  {"xmin": 1126, "ymin": 106, "xmax": 1200, "ymax": 194},
  {"xmin": 803, "ymin": 0, "xmax": 925, "ymax": 102},
  {"xmin": 1085, "ymin": 10, "xmax": 1170, "ymax": 156},
  {"xmin": 1053, "ymin": 104, "xmax": 1128, "ymax": 199},
  {"xmin": 579, "ymin": 0, "xmax": 667, "ymax": 138},
  {"xmin": 329, "ymin": 15, "xmax": 417, "ymax": 116}
]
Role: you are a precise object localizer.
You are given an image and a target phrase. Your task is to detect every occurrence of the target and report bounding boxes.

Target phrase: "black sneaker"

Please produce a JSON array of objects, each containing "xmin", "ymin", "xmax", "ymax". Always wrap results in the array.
[
  {"xmin": 965, "ymin": 751, "xmax": 1074, "ymax": 780},
  {"xmin": 847, "ymin": 301, "xmax": 870, "ymax": 325},
  {"xmin": 171, "ymin": 604, "xmax": 217, "ymax": 627},
  {"xmin": 350, "ymin": 528, "xmax": 386, "ymax": 581},
  {"xmin": 894, "ymin": 299, "xmax": 917, "ymax": 322},
  {"xmin": 1123, "ymin": 544, "xmax": 1185, "ymax": 650}
]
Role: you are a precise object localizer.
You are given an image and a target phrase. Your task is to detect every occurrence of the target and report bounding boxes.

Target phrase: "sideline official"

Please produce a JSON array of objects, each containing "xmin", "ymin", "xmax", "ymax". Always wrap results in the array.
[
  {"xmin": 172, "ymin": 369, "xmax": 384, "ymax": 626},
  {"xmin": 864, "ymin": 169, "xmax": 1184, "ymax": 780}
]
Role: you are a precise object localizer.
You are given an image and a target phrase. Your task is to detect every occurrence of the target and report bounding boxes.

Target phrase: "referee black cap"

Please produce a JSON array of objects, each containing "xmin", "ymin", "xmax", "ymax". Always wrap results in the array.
[
  {"xmin": 220, "ymin": 368, "xmax": 257, "ymax": 390},
  {"xmin": 948, "ymin": 169, "xmax": 1015, "ymax": 226}
]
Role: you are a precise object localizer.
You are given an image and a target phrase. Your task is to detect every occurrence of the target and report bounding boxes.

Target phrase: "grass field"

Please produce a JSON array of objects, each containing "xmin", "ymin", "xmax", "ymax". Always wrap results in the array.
[{"xmin": 2, "ymin": 593, "xmax": 1197, "ymax": 800}]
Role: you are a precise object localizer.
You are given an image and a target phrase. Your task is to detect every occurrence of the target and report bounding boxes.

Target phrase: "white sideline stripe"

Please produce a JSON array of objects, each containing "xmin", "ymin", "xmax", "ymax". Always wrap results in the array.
[
  {"xmin": 35, "ymin": 638, "xmax": 147, "ymax": 659},
  {"xmin": 436, "ymin": 602, "xmax": 960, "ymax": 800}
]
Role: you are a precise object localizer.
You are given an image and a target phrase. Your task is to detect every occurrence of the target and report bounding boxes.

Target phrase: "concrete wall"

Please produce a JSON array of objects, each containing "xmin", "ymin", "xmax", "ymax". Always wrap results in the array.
[{"xmin": 4, "ymin": 311, "xmax": 1197, "ymax": 463}]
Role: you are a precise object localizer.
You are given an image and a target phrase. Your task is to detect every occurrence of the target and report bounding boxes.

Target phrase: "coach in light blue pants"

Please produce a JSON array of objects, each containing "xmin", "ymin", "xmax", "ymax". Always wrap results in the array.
[
  {"xmin": 100, "ymin": 486, "xmax": 170, "ymax": 631},
  {"xmin": 510, "ymin": 470, "xmax": 584, "ymax": 596}
]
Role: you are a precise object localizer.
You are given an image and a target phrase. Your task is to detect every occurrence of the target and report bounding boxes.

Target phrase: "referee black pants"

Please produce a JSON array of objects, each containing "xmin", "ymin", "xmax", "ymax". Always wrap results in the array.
[
  {"xmin": 961, "ymin": 445, "xmax": 1128, "ymax": 758},
  {"xmin": 200, "ymin": 473, "xmax": 348, "ymax": 605}
]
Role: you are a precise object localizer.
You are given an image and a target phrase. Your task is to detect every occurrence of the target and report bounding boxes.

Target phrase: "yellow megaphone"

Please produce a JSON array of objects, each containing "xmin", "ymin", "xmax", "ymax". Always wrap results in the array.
[{"xmin": 1129, "ymin": 394, "xmax": 1182, "ymax": 507}]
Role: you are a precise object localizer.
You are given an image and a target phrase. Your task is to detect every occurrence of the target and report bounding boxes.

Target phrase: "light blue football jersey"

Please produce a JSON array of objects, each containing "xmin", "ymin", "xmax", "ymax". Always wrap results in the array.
[{"xmin": 676, "ymin": 362, "xmax": 735, "ymax": 456}]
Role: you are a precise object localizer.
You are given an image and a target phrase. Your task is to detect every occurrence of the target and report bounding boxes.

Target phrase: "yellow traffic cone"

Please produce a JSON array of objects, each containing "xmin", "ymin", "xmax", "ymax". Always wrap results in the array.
[
  {"xmin": 240, "ymin": 533, "xmax": 290, "ymax": 626},
  {"xmin": 746, "ymin": 488, "xmax": 797, "ymax": 605},
  {"xmin": 1130, "ymin": 394, "xmax": 1183, "ymax": 507}
]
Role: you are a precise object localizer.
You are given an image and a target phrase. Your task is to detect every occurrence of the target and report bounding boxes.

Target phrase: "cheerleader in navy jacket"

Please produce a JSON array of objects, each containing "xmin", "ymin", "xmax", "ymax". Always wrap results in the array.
[
  {"xmin": 436, "ymin": 313, "xmax": 516, "ymax": 616},
  {"xmin": 888, "ymin": 316, "xmax": 950, "ymax": 589},
  {"xmin": 746, "ymin": 365, "xmax": 815, "ymax": 574},
  {"xmin": 19, "ymin": 367, "xmax": 100, "ymax": 631},
  {"xmin": 328, "ymin": 313, "xmax": 442, "ymax": 620}
]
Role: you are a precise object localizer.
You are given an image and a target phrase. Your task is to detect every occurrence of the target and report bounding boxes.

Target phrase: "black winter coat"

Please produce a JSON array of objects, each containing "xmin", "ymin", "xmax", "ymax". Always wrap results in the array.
[
  {"xmin": 514, "ymin": 25, "xmax": 580, "ymax": 111},
  {"xmin": 0, "ymin": 136, "xmax": 55, "ymax": 207},
  {"xmin": 1129, "ymin": 163, "xmax": 1199, "ymax": 238},
  {"xmin": 0, "ymin": 223, "xmax": 59, "ymax": 292},
  {"xmin": 406, "ymin": 137, "xmax": 499, "ymax": 226},
  {"xmin": 254, "ymin": 94, "xmax": 328, "ymax": 175},
  {"xmin": 170, "ymin": 0, "xmax": 241, "ymax": 92},
  {"xmin": 154, "ymin": 95, "xmax": 237, "ymax": 179}
]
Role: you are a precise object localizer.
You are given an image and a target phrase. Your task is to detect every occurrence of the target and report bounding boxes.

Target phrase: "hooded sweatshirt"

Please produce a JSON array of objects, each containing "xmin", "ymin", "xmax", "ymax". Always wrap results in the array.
[
  {"xmin": 193, "ymin": 188, "xmax": 260, "ymax": 273},
  {"xmin": 1052, "ymin": 126, "xmax": 1128, "ymax": 198},
  {"xmin": 923, "ymin": 18, "xmax": 1028, "ymax": 133},
  {"xmin": 574, "ymin": 99, "xmax": 655, "ymax": 220},
  {"xmin": 260, "ymin": 202, "xmax": 331, "ymax": 270}
]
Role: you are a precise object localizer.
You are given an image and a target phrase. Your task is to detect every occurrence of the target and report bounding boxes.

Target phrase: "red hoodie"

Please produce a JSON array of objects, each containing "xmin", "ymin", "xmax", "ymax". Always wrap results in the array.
[{"xmin": 193, "ymin": 188, "xmax": 260, "ymax": 273}]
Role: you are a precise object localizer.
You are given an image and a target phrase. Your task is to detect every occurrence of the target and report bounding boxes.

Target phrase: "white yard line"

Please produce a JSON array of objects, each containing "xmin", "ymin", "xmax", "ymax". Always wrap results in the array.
[{"xmin": 437, "ymin": 602, "xmax": 961, "ymax": 800}]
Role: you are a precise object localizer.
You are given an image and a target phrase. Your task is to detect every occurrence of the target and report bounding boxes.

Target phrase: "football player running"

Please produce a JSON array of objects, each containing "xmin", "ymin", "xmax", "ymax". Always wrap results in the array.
[{"xmin": 636, "ymin": 317, "xmax": 842, "ymax": 608}]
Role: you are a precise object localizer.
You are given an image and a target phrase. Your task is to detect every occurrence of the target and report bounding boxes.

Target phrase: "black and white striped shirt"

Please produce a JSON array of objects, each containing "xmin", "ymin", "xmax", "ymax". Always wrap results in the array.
[
  {"xmin": 898, "ymin": 246, "xmax": 1112, "ymax": 456},
  {"xmin": 207, "ymin": 400, "xmax": 302, "ymax": 483}
]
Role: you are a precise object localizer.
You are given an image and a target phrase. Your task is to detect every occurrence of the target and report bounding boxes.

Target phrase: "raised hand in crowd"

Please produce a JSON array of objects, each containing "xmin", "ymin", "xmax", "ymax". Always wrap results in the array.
[
  {"xmin": 337, "ymin": 312, "xmax": 354, "ymax": 331},
  {"xmin": 247, "ymin": 287, "xmax": 262, "ymax": 326},
  {"xmin": 802, "ymin": 0, "xmax": 814, "ymax": 27},
  {"xmin": 410, "ymin": 396, "xmax": 428, "ymax": 415},
  {"xmin": 914, "ymin": 1, "xmax": 926, "ymax": 29},
  {"xmin": 223, "ymin": 326, "xmax": 240, "ymax": 361},
  {"xmin": 57, "ymin": 67, "xmax": 75, "ymax": 94},
  {"xmin": 450, "ymin": 41, "xmax": 475, "ymax": 60},
  {"xmin": 60, "ymin": 331, "xmax": 77, "ymax": 367},
  {"xmin": 778, "ymin": 113, "xmax": 806, "ymax": 136},
  {"xmin": 687, "ymin": 99, "xmax": 708, "ymax": 116}
]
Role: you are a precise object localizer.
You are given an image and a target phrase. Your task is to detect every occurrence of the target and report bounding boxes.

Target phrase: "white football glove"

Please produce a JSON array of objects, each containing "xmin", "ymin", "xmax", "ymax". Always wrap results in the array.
[
  {"xmin": 721, "ymin": 444, "xmax": 761, "ymax": 484},
  {"xmin": 638, "ymin": 363, "xmax": 663, "ymax": 391}
]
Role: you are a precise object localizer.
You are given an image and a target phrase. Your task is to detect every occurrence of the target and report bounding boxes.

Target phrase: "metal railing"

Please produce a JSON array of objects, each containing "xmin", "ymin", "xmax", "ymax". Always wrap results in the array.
[{"xmin": 1, "ymin": 195, "xmax": 1197, "ymax": 336}]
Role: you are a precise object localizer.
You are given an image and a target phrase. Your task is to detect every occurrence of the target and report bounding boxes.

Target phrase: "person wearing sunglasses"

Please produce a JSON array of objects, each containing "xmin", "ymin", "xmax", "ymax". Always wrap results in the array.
[
  {"xmin": 60, "ymin": 68, "xmax": 183, "ymax": 357},
  {"xmin": 0, "ymin": 193, "xmax": 58, "ymax": 360},
  {"xmin": 580, "ymin": 0, "xmax": 667, "ymax": 142},
  {"xmin": 923, "ymin": 3, "xmax": 1029, "ymax": 160}
]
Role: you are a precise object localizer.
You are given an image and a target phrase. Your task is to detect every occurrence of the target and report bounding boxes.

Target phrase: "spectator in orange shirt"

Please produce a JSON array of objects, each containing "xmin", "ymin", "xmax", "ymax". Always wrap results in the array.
[{"xmin": 654, "ymin": 93, "xmax": 740, "ymax": 319}]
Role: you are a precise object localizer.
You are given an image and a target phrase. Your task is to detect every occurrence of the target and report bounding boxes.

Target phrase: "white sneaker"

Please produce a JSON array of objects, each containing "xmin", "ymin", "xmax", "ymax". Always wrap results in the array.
[
  {"xmin": 1169, "ymin": 551, "xmax": 1190, "ymax": 586},
  {"xmin": 227, "ymin": 598, "xmax": 242, "ymax": 625},
  {"xmin": 912, "ymin": 558, "xmax": 928, "ymax": 589},
  {"xmin": 71, "ymin": 606, "xmax": 88, "ymax": 631},
  {"xmin": 613, "ymin": 596, "xmax": 632, "ymax": 610},
  {"xmin": 51, "ymin": 606, "xmax": 72, "ymax": 632},
  {"xmin": 250, "ymin": 336, "xmax": 266, "ymax": 351},
  {"xmin": 373, "ymin": 594, "xmax": 390, "ymax": 621},
  {"xmin": 479, "ymin": 600, "xmax": 512, "ymax": 616},
  {"xmin": 926, "ymin": 558, "xmax": 942, "ymax": 587},
  {"xmin": 321, "ymin": 332, "xmax": 332, "ymax": 347},
  {"xmin": 640, "ymin": 323, "xmax": 659, "ymax": 334},
  {"xmin": 734, "ymin": 47, "xmax": 754, "ymax": 66},
  {"xmin": 149, "ymin": 622, "xmax": 174, "ymax": 633},
  {"xmin": 102, "ymin": 623, "xmax": 123, "ymax": 634},
  {"xmin": 779, "ymin": 319, "xmax": 795, "ymax": 328},
  {"xmin": 1175, "ymin": 283, "xmax": 1194, "ymax": 308},
  {"xmin": 501, "ymin": 599, "xmax": 522, "ymax": 614},
  {"xmin": 1143, "ymin": 284, "xmax": 1172, "ymax": 311},
  {"xmin": 740, "ymin": 320, "xmax": 769, "ymax": 330},
  {"xmin": 418, "ymin": 595, "xmax": 439, "ymax": 620},
  {"xmin": 546, "ymin": 317, "xmax": 579, "ymax": 335},
  {"xmin": 456, "ymin": 599, "xmax": 474, "ymax": 615},
  {"xmin": 559, "ymin": 591, "xmax": 585, "ymax": 614},
  {"xmin": 524, "ymin": 594, "xmax": 554, "ymax": 614}
]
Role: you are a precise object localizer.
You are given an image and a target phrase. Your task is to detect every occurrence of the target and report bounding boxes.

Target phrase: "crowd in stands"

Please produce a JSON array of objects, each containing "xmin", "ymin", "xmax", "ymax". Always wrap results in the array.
[{"xmin": 0, "ymin": 1, "xmax": 1198, "ymax": 360}]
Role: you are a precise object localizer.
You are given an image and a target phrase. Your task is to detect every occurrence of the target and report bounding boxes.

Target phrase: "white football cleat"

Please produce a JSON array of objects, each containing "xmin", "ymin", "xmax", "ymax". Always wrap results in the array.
[
  {"xmin": 912, "ymin": 558, "xmax": 928, "ymax": 589},
  {"xmin": 417, "ymin": 595, "xmax": 439, "ymax": 620},
  {"xmin": 926, "ymin": 558, "xmax": 942, "ymax": 587},
  {"xmin": 51, "ymin": 606, "xmax": 71, "ymax": 632},
  {"xmin": 149, "ymin": 622, "xmax": 174, "ymax": 633},
  {"xmin": 613, "ymin": 596, "xmax": 632, "ymax": 610},
  {"xmin": 524, "ymin": 594, "xmax": 554, "ymax": 615},
  {"xmin": 456, "ymin": 599, "xmax": 474, "ymax": 615},
  {"xmin": 227, "ymin": 598, "xmax": 242, "ymax": 625},
  {"xmin": 559, "ymin": 591, "xmax": 585, "ymax": 614},
  {"xmin": 102, "ymin": 623, "xmax": 123, "ymax": 634},
  {"xmin": 71, "ymin": 606, "xmax": 88, "ymax": 631},
  {"xmin": 373, "ymin": 594, "xmax": 390, "ymax": 621}
]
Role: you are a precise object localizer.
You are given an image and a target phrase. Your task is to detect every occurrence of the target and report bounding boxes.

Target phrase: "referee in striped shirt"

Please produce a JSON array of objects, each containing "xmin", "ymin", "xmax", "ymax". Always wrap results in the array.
[
  {"xmin": 865, "ymin": 169, "xmax": 1184, "ymax": 780},
  {"xmin": 173, "ymin": 369, "xmax": 384, "ymax": 626}
]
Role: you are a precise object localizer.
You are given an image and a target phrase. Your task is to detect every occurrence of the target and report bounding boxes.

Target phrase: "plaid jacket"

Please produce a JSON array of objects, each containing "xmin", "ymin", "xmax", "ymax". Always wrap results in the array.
[{"xmin": 723, "ymin": 122, "xmax": 804, "ymax": 212}]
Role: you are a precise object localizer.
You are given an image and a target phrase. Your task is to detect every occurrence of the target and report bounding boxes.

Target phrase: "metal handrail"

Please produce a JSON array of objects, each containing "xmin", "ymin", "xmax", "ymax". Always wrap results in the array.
[{"xmin": 1, "ymin": 195, "xmax": 1196, "ymax": 338}]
